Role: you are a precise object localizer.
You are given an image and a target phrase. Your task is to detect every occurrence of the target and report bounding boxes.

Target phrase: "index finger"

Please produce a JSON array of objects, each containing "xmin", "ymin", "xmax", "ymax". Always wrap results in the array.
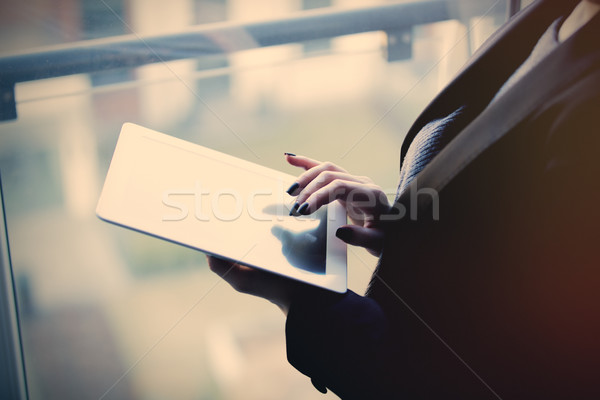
[{"xmin": 285, "ymin": 154, "xmax": 321, "ymax": 170}]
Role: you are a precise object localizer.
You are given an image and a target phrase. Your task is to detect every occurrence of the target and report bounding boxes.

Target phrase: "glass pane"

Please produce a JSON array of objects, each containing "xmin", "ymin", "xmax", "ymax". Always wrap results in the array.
[{"xmin": 0, "ymin": 1, "xmax": 507, "ymax": 399}]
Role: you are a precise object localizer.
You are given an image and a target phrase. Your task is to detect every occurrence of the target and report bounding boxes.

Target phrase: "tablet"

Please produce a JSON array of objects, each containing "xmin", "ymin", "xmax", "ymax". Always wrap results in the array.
[{"xmin": 96, "ymin": 123, "xmax": 347, "ymax": 293}]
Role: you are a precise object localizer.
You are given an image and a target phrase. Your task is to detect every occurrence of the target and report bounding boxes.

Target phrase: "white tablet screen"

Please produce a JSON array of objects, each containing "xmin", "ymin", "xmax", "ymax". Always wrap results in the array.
[{"xmin": 97, "ymin": 123, "xmax": 347, "ymax": 292}]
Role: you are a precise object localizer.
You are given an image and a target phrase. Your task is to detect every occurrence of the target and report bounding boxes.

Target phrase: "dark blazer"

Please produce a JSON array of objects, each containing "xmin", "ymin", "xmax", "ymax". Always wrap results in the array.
[{"xmin": 286, "ymin": 0, "xmax": 600, "ymax": 398}]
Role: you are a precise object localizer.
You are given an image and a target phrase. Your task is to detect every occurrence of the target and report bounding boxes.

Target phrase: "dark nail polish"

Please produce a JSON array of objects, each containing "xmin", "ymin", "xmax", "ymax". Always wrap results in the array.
[
  {"xmin": 286, "ymin": 182, "xmax": 300, "ymax": 195},
  {"xmin": 289, "ymin": 202, "xmax": 300, "ymax": 216},
  {"xmin": 297, "ymin": 202, "xmax": 310, "ymax": 215},
  {"xmin": 336, "ymin": 227, "xmax": 352, "ymax": 241},
  {"xmin": 284, "ymin": 152, "xmax": 296, "ymax": 157}
]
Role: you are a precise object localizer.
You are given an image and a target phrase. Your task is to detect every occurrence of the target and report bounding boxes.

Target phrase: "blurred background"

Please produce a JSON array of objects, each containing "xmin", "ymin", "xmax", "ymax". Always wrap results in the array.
[{"xmin": 0, "ymin": 0, "xmax": 507, "ymax": 399}]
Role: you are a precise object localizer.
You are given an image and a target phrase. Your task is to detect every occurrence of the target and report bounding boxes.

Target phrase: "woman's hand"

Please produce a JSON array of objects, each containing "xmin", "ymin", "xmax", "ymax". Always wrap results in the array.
[
  {"xmin": 285, "ymin": 154, "xmax": 390, "ymax": 256},
  {"xmin": 207, "ymin": 256, "xmax": 302, "ymax": 315},
  {"xmin": 207, "ymin": 154, "xmax": 386, "ymax": 312}
]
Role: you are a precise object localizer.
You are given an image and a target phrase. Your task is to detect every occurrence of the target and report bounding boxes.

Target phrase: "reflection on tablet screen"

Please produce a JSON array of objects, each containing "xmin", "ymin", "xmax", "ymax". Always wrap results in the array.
[{"xmin": 268, "ymin": 206, "xmax": 327, "ymax": 274}]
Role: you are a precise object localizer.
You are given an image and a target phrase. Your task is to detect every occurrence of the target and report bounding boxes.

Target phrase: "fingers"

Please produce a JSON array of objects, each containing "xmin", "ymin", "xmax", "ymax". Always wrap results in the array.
[
  {"xmin": 294, "ymin": 161, "xmax": 348, "ymax": 189},
  {"xmin": 298, "ymin": 180, "xmax": 389, "ymax": 218},
  {"xmin": 207, "ymin": 255, "xmax": 256, "ymax": 294},
  {"xmin": 285, "ymin": 154, "xmax": 322, "ymax": 170},
  {"xmin": 207, "ymin": 256, "xmax": 236, "ymax": 277},
  {"xmin": 295, "ymin": 170, "xmax": 369, "ymax": 205},
  {"xmin": 335, "ymin": 225, "xmax": 385, "ymax": 256},
  {"xmin": 206, "ymin": 255, "xmax": 298, "ymax": 314},
  {"xmin": 283, "ymin": 155, "xmax": 389, "ymax": 233},
  {"xmin": 286, "ymin": 158, "xmax": 349, "ymax": 197}
]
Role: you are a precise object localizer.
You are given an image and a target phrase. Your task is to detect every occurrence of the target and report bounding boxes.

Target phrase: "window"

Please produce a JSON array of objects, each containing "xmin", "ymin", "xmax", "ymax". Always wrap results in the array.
[{"xmin": 0, "ymin": 1, "xmax": 508, "ymax": 399}]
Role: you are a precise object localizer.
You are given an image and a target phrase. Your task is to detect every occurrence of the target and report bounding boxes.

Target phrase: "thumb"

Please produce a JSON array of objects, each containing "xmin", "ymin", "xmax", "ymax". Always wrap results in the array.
[{"xmin": 335, "ymin": 225, "xmax": 384, "ymax": 256}]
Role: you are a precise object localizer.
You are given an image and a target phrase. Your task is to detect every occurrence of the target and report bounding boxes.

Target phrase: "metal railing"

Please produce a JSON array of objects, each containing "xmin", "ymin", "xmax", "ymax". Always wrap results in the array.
[{"xmin": 0, "ymin": 0, "xmax": 504, "ymax": 121}]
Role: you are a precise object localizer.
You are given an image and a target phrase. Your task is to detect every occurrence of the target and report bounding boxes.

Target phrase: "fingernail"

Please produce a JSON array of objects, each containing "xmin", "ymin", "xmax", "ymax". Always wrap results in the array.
[
  {"xmin": 289, "ymin": 202, "xmax": 300, "ymax": 216},
  {"xmin": 335, "ymin": 227, "xmax": 352, "ymax": 241},
  {"xmin": 284, "ymin": 152, "xmax": 296, "ymax": 157},
  {"xmin": 297, "ymin": 202, "xmax": 310, "ymax": 215},
  {"xmin": 286, "ymin": 182, "xmax": 300, "ymax": 195}
]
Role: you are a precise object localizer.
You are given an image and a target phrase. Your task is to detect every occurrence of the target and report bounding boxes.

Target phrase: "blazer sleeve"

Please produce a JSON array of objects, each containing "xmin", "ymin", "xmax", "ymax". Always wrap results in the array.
[{"xmin": 285, "ymin": 289, "xmax": 393, "ymax": 399}]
